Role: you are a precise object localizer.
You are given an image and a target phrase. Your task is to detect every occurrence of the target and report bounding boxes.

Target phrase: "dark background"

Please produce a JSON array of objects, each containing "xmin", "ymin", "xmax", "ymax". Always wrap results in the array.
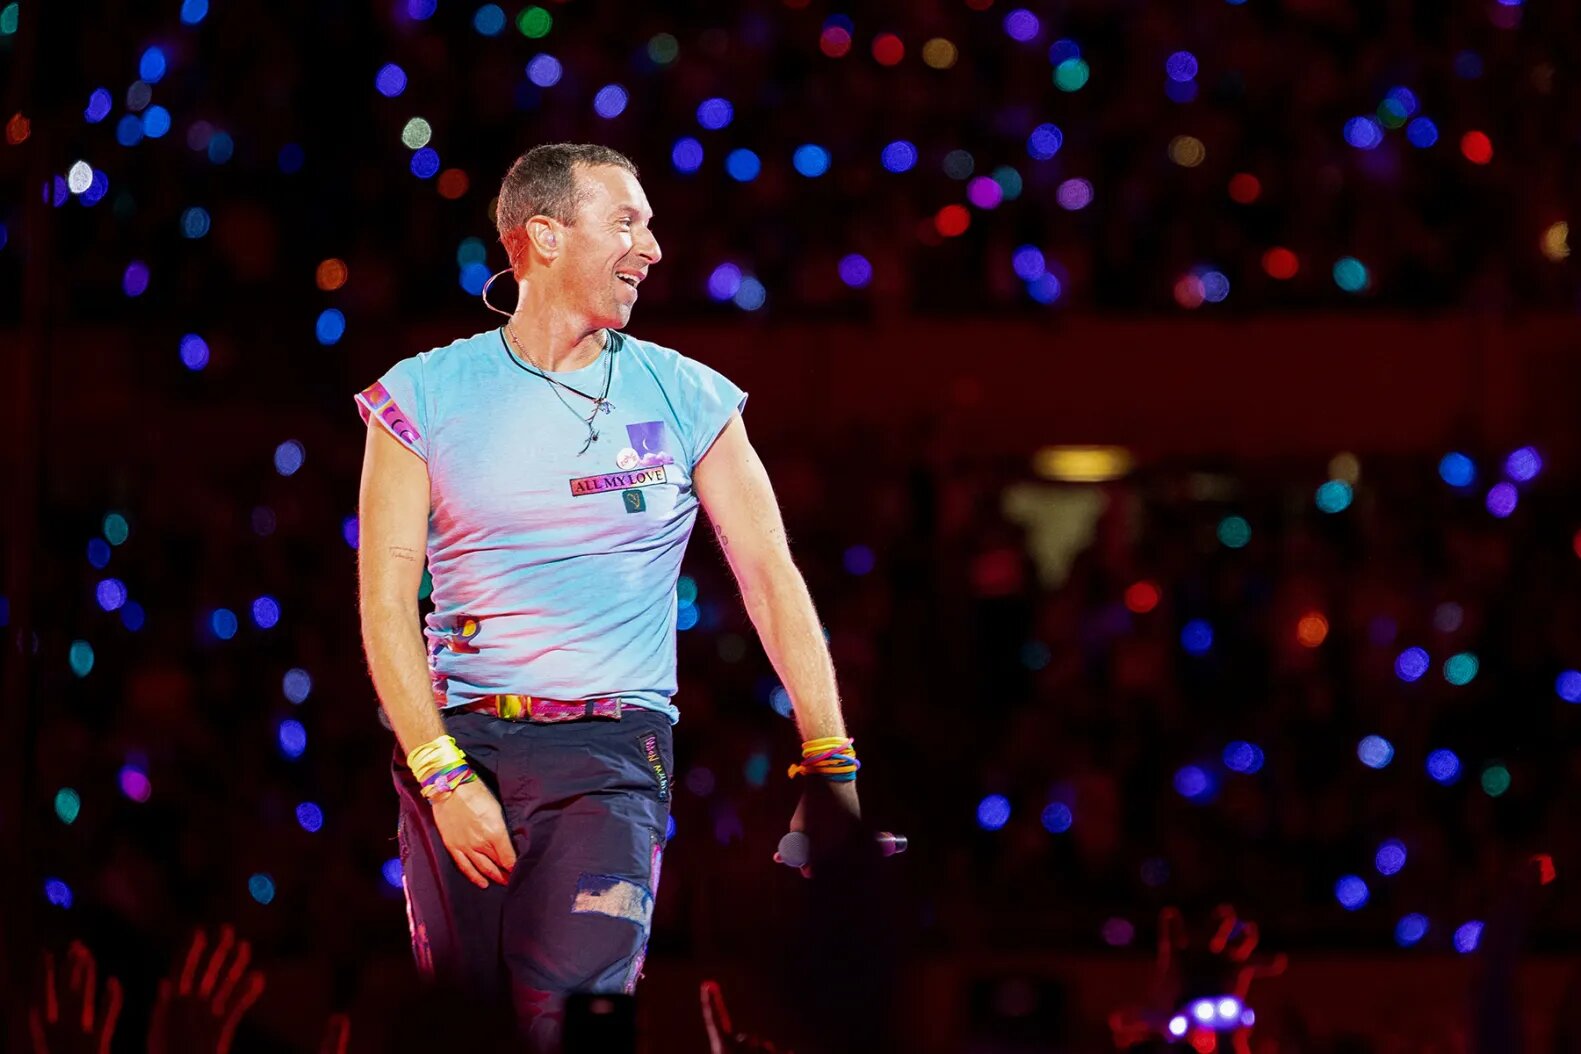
[{"xmin": 6, "ymin": 1, "xmax": 1581, "ymax": 1050}]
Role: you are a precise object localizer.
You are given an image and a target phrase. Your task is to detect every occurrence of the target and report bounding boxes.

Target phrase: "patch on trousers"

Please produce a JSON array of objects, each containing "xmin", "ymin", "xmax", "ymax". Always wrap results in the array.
[
  {"xmin": 640, "ymin": 732, "xmax": 670, "ymax": 801},
  {"xmin": 624, "ymin": 837, "xmax": 666, "ymax": 994},
  {"xmin": 572, "ymin": 873, "xmax": 654, "ymax": 929}
]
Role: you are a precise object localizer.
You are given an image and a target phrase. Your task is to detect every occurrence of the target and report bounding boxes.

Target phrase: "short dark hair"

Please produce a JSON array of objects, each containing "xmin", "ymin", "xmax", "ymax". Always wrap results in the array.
[{"xmin": 495, "ymin": 143, "xmax": 639, "ymax": 235}]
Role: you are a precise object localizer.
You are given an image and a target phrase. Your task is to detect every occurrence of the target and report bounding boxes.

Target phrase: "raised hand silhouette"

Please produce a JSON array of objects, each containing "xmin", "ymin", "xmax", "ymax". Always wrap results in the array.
[
  {"xmin": 28, "ymin": 942, "xmax": 123, "ymax": 1054},
  {"xmin": 318, "ymin": 1012, "xmax": 352, "ymax": 1054},
  {"xmin": 147, "ymin": 925, "xmax": 266, "ymax": 1054}
]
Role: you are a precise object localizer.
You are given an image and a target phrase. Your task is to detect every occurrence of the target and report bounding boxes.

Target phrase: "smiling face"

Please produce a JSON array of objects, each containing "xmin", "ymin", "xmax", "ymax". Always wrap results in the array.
[{"xmin": 555, "ymin": 163, "xmax": 661, "ymax": 330}]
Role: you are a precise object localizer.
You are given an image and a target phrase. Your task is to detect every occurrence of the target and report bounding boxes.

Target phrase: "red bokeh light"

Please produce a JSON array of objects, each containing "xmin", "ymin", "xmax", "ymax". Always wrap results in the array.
[
  {"xmin": 1125, "ymin": 581, "xmax": 1161, "ymax": 614},
  {"xmin": 1262, "ymin": 247, "xmax": 1299, "ymax": 280},
  {"xmin": 1461, "ymin": 131, "xmax": 1493, "ymax": 165},
  {"xmin": 872, "ymin": 33, "xmax": 905, "ymax": 66},
  {"xmin": 1228, "ymin": 172, "xmax": 1261, "ymax": 204},
  {"xmin": 935, "ymin": 204, "xmax": 970, "ymax": 237},
  {"xmin": 819, "ymin": 27, "xmax": 852, "ymax": 58}
]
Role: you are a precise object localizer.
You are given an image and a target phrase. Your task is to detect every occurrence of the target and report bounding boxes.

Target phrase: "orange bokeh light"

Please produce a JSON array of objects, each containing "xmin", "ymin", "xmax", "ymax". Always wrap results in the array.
[
  {"xmin": 6, "ymin": 112, "xmax": 30, "ymax": 145},
  {"xmin": 1297, "ymin": 612, "xmax": 1329, "ymax": 648},
  {"xmin": 316, "ymin": 258, "xmax": 348, "ymax": 292}
]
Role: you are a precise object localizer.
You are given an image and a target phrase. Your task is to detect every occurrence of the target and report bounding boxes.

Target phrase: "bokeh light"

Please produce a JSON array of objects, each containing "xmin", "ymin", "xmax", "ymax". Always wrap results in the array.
[
  {"xmin": 1395, "ymin": 646, "xmax": 1430, "ymax": 682},
  {"xmin": 1443, "ymin": 652, "xmax": 1479, "ymax": 685},
  {"xmin": 1026, "ymin": 124, "xmax": 1063, "ymax": 161},
  {"xmin": 96, "ymin": 578, "xmax": 128, "ymax": 611},
  {"xmin": 252, "ymin": 595, "xmax": 281, "ymax": 629},
  {"xmin": 1056, "ymin": 179, "xmax": 1093, "ymax": 210},
  {"xmin": 55, "ymin": 788, "xmax": 81, "ymax": 825},
  {"xmin": 1125, "ymin": 581, "xmax": 1160, "ymax": 614},
  {"xmin": 1426, "ymin": 749, "xmax": 1462, "ymax": 785},
  {"xmin": 1375, "ymin": 840, "xmax": 1407, "ymax": 876},
  {"xmin": 1555, "ymin": 670, "xmax": 1581, "ymax": 703},
  {"xmin": 296, "ymin": 802, "xmax": 325, "ymax": 833},
  {"xmin": 793, "ymin": 144, "xmax": 830, "ymax": 178},
  {"xmin": 1505, "ymin": 446, "xmax": 1542, "ymax": 482},
  {"xmin": 1453, "ymin": 920, "xmax": 1484, "ymax": 953},
  {"xmin": 1358, "ymin": 735, "xmax": 1395, "ymax": 769},
  {"xmin": 725, "ymin": 149, "xmax": 761, "ymax": 182},
  {"xmin": 180, "ymin": 333, "xmax": 209, "ymax": 370},
  {"xmin": 274, "ymin": 440, "xmax": 305, "ymax": 477},
  {"xmin": 316, "ymin": 308, "xmax": 346, "ymax": 345},
  {"xmin": 248, "ymin": 873, "xmax": 276, "ymax": 905},
  {"xmin": 1180, "ymin": 619, "xmax": 1213, "ymax": 655},
  {"xmin": 1316, "ymin": 479, "xmax": 1353, "ymax": 513},
  {"xmin": 1222, "ymin": 741, "xmax": 1265, "ymax": 774},
  {"xmin": 1439, "ymin": 452, "xmax": 1476, "ymax": 487},
  {"xmin": 120, "ymin": 764, "xmax": 151, "ymax": 802},
  {"xmin": 1481, "ymin": 763, "xmax": 1511, "ymax": 797},
  {"xmin": 1395, "ymin": 914, "xmax": 1429, "ymax": 947},
  {"xmin": 69, "ymin": 640, "xmax": 94, "ymax": 678},
  {"xmin": 45, "ymin": 879, "xmax": 73, "ymax": 910},
  {"xmin": 671, "ymin": 137, "xmax": 704, "ymax": 174},
  {"xmin": 593, "ymin": 85, "xmax": 628, "ymax": 118},
  {"xmin": 1173, "ymin": 765, "xmax": 1215, "ymax": 803},
  {"xmin": 1040, "ymin": 801, "xmax": 1073, "ymax": 833},
  {"xmin": 977, "ymin": 794, "xmax": 1011, "ymax": 830},
  {"xmin": 838, "ymin": 254, "xmax": 872, "ymax": 288},
  {"xmin": 278, "ymin": 719, "xmax": 307, "ymax": 759},
  {"xmin": 1297, "ymin": 613, "xmax": 1329, "ymax": 648},
  {"xmin": 211, "ymin": 608, "xmax": 239, "ymax": 640},
  {"xmin": 1054, "ymin": 58, "xmax": 1090, "ymax": 92},
  {"xmin": 526, "ymin": 54, "xmax": 562, "ymax": 88},
  {"xmin": 375, "ymin": 64, "xmax": 407, "ymax": 98},
  {"xmin": 1486, "ymin": 482, "xmax": 1518, "ymax": 518},
  {"xmin": 1165, "ymin": 51, "xmax": 1198, "ymax": 82},
  {"xmin": 1460, "ymin": 131, "xmax": 1493, "ymax": 165},
  {"xmin": 1333, "ymin": 257, "xmax": 1370, "ymax": 293},
  {"xmin": 1335, "ymin": 875, "xmax": 1369, "ymax": 910},
  {"xmin": 696, "ymin": 98, "xmax": 733, "ymax": 130},
  {"xmin": 284, "ymin": 668, "xmax": 313, "ymax": 704},
  {"xmin": 881, "ymin": 140, "xmax": 918, "ymax": 173},
  {"xmin": 1003, "ymin": 9, "xmax": 1040, "ymax": 42},
  {"xmin": 1217, "ymin": 515, "xmax": 1251, "ymax": 549}
]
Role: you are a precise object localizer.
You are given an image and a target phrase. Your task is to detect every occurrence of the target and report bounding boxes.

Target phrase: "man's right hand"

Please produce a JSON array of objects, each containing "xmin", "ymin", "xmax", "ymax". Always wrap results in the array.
[{"xmin": 431, "ymin": 779, "xmax": 517, "ymax": 888}]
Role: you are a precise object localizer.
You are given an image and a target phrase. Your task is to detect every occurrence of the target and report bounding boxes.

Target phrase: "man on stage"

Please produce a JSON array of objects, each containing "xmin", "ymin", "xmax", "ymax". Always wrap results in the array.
[{"xmin": 354, "ymin": 143, "xmax": 860, "ymax": 1050}]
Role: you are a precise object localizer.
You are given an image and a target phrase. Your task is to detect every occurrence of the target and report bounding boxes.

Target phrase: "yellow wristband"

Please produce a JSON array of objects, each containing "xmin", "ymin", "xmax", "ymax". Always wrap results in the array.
[
  {"xmin": 802, "ymin": 736, "xmax": 853, "ymax": 755},
  {"xmin": 407, "ymin": 735, "xmax": 467, "ymax": 783}
]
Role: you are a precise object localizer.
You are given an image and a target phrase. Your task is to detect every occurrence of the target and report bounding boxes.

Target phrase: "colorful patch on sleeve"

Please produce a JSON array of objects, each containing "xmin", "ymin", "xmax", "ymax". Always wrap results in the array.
[{"xmin": 356, "ymin": 381, "xmax": 424, "ymax": 456}]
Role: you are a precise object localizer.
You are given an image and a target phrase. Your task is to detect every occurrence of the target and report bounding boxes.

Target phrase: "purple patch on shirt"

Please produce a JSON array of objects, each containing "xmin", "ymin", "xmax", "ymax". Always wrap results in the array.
[{"xmin": 626, "ymin": 421, "xmax": 674, "ymax": 467}]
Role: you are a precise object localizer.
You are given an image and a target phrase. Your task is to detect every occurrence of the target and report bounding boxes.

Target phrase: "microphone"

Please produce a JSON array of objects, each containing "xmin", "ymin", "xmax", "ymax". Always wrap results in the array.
[{"xmin": 776, "ymin": 830, "xmax": 908, "ymax": 869}]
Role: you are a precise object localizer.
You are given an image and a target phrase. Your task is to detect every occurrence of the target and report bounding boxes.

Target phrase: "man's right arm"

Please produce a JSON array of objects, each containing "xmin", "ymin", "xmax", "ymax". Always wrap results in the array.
[
  {"xmin": 357, "ymin": 422, "xmax": 516, "ymax": 888},
  {"xmin": 356, "ymin": 422, "xmax": 445, "ymax": 755}
]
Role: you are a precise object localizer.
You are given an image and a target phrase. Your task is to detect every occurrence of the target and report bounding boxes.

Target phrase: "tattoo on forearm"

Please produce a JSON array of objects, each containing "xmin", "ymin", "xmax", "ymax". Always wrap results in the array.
[
  {"xmin": 715, "ymin": 529, "xmax": 729, "ymax": 548},
  {"xmin": 388, "ymin": 546, "xmax": 421, "ymax": 562}
]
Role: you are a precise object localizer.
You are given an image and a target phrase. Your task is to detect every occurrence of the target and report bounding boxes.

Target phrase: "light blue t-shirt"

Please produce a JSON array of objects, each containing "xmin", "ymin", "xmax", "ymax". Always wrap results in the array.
[{"xmin": 355, "ymin": 326, "xmax": 747, "ymax": 723}]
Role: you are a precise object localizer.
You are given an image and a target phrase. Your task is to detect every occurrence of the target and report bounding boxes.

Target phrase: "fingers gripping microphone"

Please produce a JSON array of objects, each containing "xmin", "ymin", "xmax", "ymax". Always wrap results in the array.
[{"xmin": 776, "ymin": 831, "xmax": 908, "ymax": 869}]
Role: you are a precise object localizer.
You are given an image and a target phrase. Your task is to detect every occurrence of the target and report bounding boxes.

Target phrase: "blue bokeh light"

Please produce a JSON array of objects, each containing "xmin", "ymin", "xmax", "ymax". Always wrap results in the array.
[
  {"xmin": 1040, "ymin": 802, "xmax": 1073, "ymax": 833},
  {"xmin": 284, "ymin": 667, "xmax": 313, "ymax": 704},
  {"xmin": 1180, "ymin": 619, "xmax": 1214, "ymax": 655},
  {"xmin": 316, "ymin": 308, "xmax": 346, "ymax": 345},
  {"xmin": 1358, "ymin": 735, "xmax": 1395, "ymax": 769},
  {"xmin": 671, "ymin": 137, "xmax": 704, "ymax": 173},
  {"xmin": 1426, "ymin": 749, "xmax": 1462, "ymax": 785},
  {"xmin": 1027, "ymin": 123, "xmax": 1064, "ymax": 160},
  {"xmin": 793, "ymin": 144, "xmax": 831, "ymax": 177},
  {"xmin": 725, "ymin": 149, "xmax": 761, "ymax": 182},
  {"xmin": 296, "ymin": 802, "xmax": 325, "ymax": 833},
  {"xmin": 1335, "ymin": 874, "xmax": 1370, "ymax": 910},
  {"xmin": 881, "ymin": 140, "xmax": 918, "ymax": 173},
  {"xmin": 1222, "ymin": 741, "xmax": 1265, "ymax": 774},
  {"xmin": 1395, "ymin": 913, "xmax": 1429, "ymax": 946},
  {"xmin": 977, "ymin": 794, "xmax": 1011, "ymax": 830},
  {"xmin": 1375, "ymin": 839, "xmax": 1407, "ymax": 876},
  {"xmin": 696, "ymin": 97, "xmax": 733, "ymax": 130},
  {"xmin": 1439, "ymin": 452, "xmax": 1476, "ymax": 487},
  {"xmin": 278, "ymin": 719, "xmax": 307, "ymax": 759},
  {"xmin": 1395, "ymin": 646, "xmax": 1430, "ymax": 682}
]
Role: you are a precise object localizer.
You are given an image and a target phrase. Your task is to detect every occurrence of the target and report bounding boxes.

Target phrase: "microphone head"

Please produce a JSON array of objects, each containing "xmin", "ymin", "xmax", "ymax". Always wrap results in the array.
[
  {"xmin": 777, "ymin": 830, "xmax": 811, "ymax": 870},
  {"xmin": 878, "ymin": 832, "xmax": 908, "ymax": 856}
]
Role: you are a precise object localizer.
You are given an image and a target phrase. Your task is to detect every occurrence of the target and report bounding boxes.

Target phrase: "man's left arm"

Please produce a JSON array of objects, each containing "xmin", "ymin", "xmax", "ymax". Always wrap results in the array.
[{"xmin": 693, "ymin": 413, "xmax": 859, "ymax": 815}]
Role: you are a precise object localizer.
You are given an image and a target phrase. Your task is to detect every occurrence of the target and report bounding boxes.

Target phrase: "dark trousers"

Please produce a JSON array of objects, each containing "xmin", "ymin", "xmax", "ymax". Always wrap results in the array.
[{"xmin": 392, "ymin": 707, "xmax": 673, "ymax": 1051}]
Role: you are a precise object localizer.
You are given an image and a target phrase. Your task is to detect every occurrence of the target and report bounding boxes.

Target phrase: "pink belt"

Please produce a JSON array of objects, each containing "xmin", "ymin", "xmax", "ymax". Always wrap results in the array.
[{"xmin": 462, "ymin": 694, "xmax": 625, "ymax": 723}]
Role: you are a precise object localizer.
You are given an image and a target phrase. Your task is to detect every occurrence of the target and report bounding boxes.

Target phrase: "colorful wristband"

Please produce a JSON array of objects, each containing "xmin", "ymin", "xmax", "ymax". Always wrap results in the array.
[
  {"xmin": 408, "ymin": 734, "xmax": 468, "ymax": 783},
  {"xmin": 420, "ymin": 763, "xmax": 478, "ymax": 800}
]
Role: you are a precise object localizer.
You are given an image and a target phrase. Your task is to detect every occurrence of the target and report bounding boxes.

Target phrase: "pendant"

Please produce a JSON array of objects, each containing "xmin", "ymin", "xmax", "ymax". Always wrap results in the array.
[{"xmin": 596, "ymin": 399, "xmax": 615, "ymax": 415}]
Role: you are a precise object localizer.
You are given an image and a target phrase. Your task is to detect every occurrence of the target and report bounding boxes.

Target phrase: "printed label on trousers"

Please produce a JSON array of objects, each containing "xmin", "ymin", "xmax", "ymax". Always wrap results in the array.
[{"xmin": 641, "ymin": 732, "xmax": 670, "ymax": 801}]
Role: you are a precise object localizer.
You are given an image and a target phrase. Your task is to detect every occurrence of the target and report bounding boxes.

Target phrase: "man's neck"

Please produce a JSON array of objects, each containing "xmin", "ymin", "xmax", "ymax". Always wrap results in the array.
[{"xmin": 505, "ymin": 295, "xmax": 606, "ymax": 373}]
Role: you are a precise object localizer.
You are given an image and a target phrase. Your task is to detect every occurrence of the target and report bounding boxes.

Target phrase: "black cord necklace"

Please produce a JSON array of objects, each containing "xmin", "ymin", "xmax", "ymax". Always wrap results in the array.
[{"xmin": 500, "ymin": 325, "xmax": 618, "ymax": 455}]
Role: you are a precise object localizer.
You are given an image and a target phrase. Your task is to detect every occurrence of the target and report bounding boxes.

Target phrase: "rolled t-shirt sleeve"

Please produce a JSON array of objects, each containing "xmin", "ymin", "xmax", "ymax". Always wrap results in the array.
[
  {"xmin": 354, "ymin": 356, "xmax": 429, "ymax": 461},
  {"xmin": 677, "ymin": 357, "xmax": 748, "ymax": 470}
]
